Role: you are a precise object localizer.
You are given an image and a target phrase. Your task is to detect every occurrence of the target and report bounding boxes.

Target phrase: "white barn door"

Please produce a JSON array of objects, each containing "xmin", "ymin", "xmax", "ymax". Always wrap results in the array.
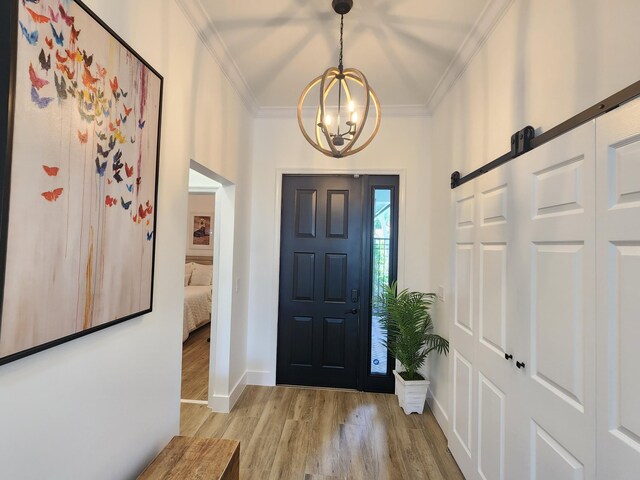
[
  {"xmin": 595, "ymin": 99, "xmax": 640, "ymax": 480},
  {"xmin": 511, "ymin": 121, "xmax": 597, "ymax": 479}
]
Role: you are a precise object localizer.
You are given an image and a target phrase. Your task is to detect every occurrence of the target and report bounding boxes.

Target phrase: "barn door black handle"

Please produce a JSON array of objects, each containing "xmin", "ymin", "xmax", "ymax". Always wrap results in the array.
[
  {"xmin": 516, "ymin": 361, "xmax": 526, "ymax": 369},
  {"xmin": 504, "ymin": 353, "xmax": 513, "ymax": 360},
  {"xmin": 347, "ymin": 308, "xmax": 359, "ymax": 315}
]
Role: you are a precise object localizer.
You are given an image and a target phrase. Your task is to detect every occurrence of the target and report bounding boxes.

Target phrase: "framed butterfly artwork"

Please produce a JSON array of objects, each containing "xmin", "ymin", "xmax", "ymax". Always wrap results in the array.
[{"xmin": 0, "ymin": 0, "xmax": 163, "ymax": 365}]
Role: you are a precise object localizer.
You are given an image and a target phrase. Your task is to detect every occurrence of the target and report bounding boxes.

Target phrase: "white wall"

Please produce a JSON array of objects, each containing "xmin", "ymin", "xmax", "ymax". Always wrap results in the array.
[
  {"xmin": 0, "ymin": 1, "xmax": 253, "ymax": 478},
  {"xmin": 428, "ymin": 0, "xmax": 640, "ymax": 434},
  {"xmin": 246, "ymin": 112, "xmax": 433, "ymax": 386},
  {"xmin": 186, "ymin": 193, "xmax": 215, "ymax": 257}
]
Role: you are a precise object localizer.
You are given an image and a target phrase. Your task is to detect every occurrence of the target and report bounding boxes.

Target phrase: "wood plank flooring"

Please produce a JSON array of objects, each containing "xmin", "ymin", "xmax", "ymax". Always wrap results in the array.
[
  {"xmin": 181, "ymin": 324, "xmax": 210, "ymax": 401},
  {"xmin": 180, "ymin": 386, "xmax": 464, "ymax": 480}
]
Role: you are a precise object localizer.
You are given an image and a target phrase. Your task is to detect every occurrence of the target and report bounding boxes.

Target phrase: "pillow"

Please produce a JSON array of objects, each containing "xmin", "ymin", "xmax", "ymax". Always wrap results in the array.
[
  {"xmin": 190, "ymin": 266, "xmax": 212, "ymax": 286},
  {"xmin": 184, "ymin": 272, "xmax": 191, "ymax": 287},
  {"xmin": 185, "ymin": 262, "xmax": 197, "ymax": 275}
]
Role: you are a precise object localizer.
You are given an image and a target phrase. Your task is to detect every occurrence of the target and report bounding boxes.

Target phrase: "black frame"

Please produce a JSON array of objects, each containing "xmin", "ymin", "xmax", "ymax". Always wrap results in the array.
[
  {"xmin": 358, "ymin": 175, "xmax": 399, "ymax": 393},
  {"xmin": 0, "ymin": 0, "xmax": 164, "ymax": 366}
]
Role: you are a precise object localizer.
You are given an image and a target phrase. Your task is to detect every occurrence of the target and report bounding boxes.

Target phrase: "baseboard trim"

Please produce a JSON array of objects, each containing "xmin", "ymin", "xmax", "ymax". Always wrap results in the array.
[
  {"xmin": 209, "ymin": 372, "xmax": 247, "ymax": 413},
  {"xmin": 427, "ymin": 387, "xmax": 449, "ymax": 438},
  {"xmin": 246, "ymin": 370, "xmax": 275, "ymax": 386}
]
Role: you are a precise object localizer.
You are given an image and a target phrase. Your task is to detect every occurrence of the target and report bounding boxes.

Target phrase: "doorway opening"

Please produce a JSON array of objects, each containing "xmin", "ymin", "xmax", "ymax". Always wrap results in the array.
[
  {"xmin": 276, "ymin": 174, "xmax": 399, "ymax": 393},
  {"xmin": 181, "ymin": 160, "xmax": 236, "ymax": 412}
]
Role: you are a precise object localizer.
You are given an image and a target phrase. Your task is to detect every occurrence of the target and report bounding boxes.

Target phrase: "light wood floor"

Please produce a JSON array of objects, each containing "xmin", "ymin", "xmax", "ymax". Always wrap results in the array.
[
  {"xmin": 180, "ymin": 385, "xmax": 464, "ymax": 480},
  {"xmin": 181, "ymin": 324, "xmax": 210, "ymax": 401}
]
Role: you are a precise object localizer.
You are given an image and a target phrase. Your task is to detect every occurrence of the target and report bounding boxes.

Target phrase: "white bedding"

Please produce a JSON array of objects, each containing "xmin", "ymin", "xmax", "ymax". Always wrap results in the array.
[{"xmin": 183, "ymin": 285, "xmax": 212, "ymax": 342}]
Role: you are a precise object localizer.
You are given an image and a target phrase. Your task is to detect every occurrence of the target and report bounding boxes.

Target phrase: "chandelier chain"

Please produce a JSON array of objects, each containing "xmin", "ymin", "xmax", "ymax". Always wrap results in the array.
[{"xmin": 338, "ymin": 14, "xmax": 344, "ymax": 71}]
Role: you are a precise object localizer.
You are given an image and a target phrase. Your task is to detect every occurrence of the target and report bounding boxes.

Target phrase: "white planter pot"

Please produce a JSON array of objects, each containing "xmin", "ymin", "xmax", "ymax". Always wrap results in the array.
[{"xmin": 393, "ymin": 370, "xmax": 430, "ymax": 415}]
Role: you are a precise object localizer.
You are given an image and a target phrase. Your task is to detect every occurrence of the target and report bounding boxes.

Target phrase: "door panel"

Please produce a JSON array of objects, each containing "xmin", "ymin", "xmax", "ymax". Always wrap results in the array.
[{"xmin": 596, "ymin": 99, "xmax": 640, "ymax": 479}]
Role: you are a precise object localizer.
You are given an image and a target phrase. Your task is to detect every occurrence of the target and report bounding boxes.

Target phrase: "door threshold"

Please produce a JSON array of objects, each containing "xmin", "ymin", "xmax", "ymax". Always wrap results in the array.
[{"xmin": 276, "ymin": 384, "xmax": 359, "ymax": 393}]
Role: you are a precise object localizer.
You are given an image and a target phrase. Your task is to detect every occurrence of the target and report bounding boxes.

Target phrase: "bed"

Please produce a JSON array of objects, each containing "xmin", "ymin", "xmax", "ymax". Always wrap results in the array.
[{"xmin": 184, "ymin": 256, "xmax": 213, "ymax": 342}]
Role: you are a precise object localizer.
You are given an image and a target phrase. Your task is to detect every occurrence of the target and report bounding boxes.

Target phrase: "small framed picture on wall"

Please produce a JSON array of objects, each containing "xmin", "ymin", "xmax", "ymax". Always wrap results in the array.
[{"xmin": 191, "ymin": 214, "xmax": 212, "ymax": 249}]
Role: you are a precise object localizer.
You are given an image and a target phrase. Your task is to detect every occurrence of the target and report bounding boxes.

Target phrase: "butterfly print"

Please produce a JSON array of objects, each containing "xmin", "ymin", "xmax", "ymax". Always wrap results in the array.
[
  {"xmin": 54, "ymin": 72, "xmax": 67, "ymax": 100},
  {"xmin": 95, "ymin": 157, "xmax": 107, "ymax": 176},
  {"xmin": 38, "ymin": 49, "xmax": 51, "ymax": 72},
  {"xmin": 50, "ymin": 24, "xmax": 64, "ymax": 47},
  {"xmin": 48, "ymin": 6, "xmax": 60, "ymax": 23},
  {"xmin": 19, "ymin": 21, "xmax": 39, "ymax": 45},
  {"xmin": 42, "ymin": 188, "xmax": 63, "ymax": 202},
  {"xmin": 31, "ymin": 86, "xmax": 54, "ymax": 109},
  {"xmin": 58, "ymin": 3, "xmax": 74, "ymax": 26},
  {"xmin": 25, "ymin": 7, "xmax": 50, "ymax": 23},
  {"xmin": 42, "ymin": 165, "xmax": 59, "ymax": 176},
  {"xmin": 29, "ymin": 63, "xmax": 49, "ymax": 90}
]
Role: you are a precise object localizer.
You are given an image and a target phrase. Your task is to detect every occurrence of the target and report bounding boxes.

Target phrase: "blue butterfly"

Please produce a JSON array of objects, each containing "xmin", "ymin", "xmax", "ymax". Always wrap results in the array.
[
  {"xmin": 31, "ymin": 86, "xmax": 53, "ymax": 109},
  {"xmin": 146, "ymin": 231, "xmax": 154, "ymax": 241},
  {"xmin": 95, "ymin": 157, "xmax": 107, "ymax": 176},
  {"xmin": 138, "ymin": 119, "xmax": 146, "ymax": 129},
  {"xmin": 120, "ymin": 197, "xmax": 132, "ymax": 210},
  {"xmin": 19, "ymin": 21, "xmax": 38, "ymax": 46},
  {"xmin": 126, "ymin": 184, "xmax": 133, "ymax": 192},
  {"xmin": 51, "ymin": 24, "xmax": 64, "ymax": 47}
]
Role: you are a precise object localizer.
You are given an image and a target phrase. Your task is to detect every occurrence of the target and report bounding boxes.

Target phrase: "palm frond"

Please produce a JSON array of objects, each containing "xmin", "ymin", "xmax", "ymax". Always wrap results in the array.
[{"xmin": 375, "ymin": 281, "xmax": 448, "ymax": 377}]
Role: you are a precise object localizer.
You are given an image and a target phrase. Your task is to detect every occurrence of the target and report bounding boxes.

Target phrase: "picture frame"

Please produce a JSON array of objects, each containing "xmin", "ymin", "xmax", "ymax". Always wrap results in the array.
[
  {"xmin": 0, "ymin": 0, "xmax": 163, "ymax": 365},
  {"xmin": 190, "ymin": 213, "xmax": 213, "ymax": 250}
]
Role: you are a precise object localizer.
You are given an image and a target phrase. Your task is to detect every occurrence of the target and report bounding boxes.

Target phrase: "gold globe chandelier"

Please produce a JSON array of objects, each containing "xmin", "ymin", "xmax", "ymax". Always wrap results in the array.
[{"xmin": 297, "ymin": 0, "xmax": 381, "ymax": 158}]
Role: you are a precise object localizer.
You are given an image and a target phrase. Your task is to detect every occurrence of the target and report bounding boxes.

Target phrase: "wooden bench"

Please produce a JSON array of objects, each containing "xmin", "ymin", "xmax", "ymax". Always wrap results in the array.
[{"xmin": 138, "ymin": 436, "xmax": 239, "ymax": 480}]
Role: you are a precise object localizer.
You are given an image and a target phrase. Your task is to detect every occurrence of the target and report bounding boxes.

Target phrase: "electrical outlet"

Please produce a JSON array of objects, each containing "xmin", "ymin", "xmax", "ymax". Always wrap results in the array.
[{"xmin": 437, "ymin": 285, "xmax": 445, "ymax": 302}]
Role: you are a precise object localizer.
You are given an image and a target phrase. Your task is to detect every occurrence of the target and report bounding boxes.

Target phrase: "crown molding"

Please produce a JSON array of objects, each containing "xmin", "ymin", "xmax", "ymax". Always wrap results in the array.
[
  {"xmin": 256, "ymin": 104, "xmax": 431, "ymax": 119},
  {"xmin": 425, "ymin": 0, "xmax": 515, "ymax": 113},
  {"xmin": 175, "ymin": 0, "xmax": 259, "ymax": 115}
]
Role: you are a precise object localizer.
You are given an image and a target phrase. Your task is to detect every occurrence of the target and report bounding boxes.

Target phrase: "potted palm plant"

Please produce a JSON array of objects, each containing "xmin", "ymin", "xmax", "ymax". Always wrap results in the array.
[{"xmin": 377, "ymin": 281, "xmax": 449, "ymax": 414}]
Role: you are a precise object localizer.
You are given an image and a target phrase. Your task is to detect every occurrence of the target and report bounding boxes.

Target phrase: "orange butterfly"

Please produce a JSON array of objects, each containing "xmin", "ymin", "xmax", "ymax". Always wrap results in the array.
[
  {"xmin": 146, "ymin": 219, "xmax": 150, "ymax": 226},
  {"xmin": 29, "ymin": 63, "xmax": 49, "ymax": 90},
  {"xmin": 55, "ymin": 50, "xmax": 67, "ymax": 63},
  {"xmin": 65, "ymin": 48, "xmax": 75, "ymax": 60},
  {"xmin": 107, "ymin": 178, "xmax": 113, "ymax": 185},
  {"xmin": 26, "ymin": 7, "xmax": 50, "ymax": 24},
  {"xmin": 82, "ymin": 66, "xmax": 98, "ymax": 90},
  {"xmin": 42, "ymin": 165, "xmax": 59, "ymax": 176},
  {"xmin": 42, "ymin": 188, "xmax": 63, "ymax": 202},
  {"xmin": 105, "ymin": 195, "xmax": 117, "ymax": 207},
  {"xmin": 115, "ymin": 118, "xmax": 121, "ymax": 127},
  {"xmin": 138, "ymin": 204, "xmax": 147, "ymax": 220},
  {"xmin": 133, "ymin": 214, "xmax": 138, "ymax": 223},
  {"xmin": 45, "ymin": 36, "xmax": 53, "ymax": 50},
  {"xmin": 125, "ymin": 163, "xmax": 134, "ymax": 178},
  {"xmin": 145, "ymin": 201, "xmax": 153, "ymax": 215},
  {"xmin": 78, "ymin": 129, "xmax": 88, "ymax": 144},
  {"xmin": 123, "ymin": 105, "xmax": 132, "ymax": 116},
  {"xmin": 109, "ymin": 76, "xmax": 118, "ymax": 94},
  {"xmin": 108, "ymin": 122, "xmax": 116, "ymax": 132},
  {"xmin": 56, "ymin": 63, "xmax": 74, "ymax": 80},
  {"xmin": 70, "ymin": 25, "xmax": 81, "ymax": 43}
]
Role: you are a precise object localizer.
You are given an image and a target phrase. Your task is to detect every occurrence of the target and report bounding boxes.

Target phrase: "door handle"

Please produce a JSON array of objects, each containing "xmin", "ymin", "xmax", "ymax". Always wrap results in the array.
[
  {"xmin": 516, "ymin": 361, "xmax": 526, "ymax": 369},
  {"xmin": 346, "ymin": 308, "xmax": 359, "ymax": 315},
  {"xmin": 504, "ymin": 353, "xmax": 513, "ymax": 360}
]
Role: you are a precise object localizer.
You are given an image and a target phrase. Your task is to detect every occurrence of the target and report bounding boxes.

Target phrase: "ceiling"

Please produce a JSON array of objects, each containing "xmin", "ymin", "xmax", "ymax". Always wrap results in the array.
[{"xmin": 193, "ymin": 0, "xmax": 492, "ymax": 110}]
